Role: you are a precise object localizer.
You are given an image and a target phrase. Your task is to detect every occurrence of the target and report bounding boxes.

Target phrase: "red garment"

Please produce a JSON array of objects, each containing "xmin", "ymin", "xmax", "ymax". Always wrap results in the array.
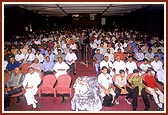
[{"xmin": 145, "ymin": 75, "xmax": 158, "ymax": 88}]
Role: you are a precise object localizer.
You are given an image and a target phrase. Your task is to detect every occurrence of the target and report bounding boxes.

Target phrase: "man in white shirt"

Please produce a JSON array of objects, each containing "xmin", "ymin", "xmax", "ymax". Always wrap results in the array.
[
  {"xmin": 22, "ymin": 67, "xmax": 41, "ymax": 111},
  {"xmin": 24, "ymin": 49, "xmax": 35, "ymax": 63},
  {"xmin": 65, "ymin": 48, "xmax": 77, "ymax": 75},
  {"xmin": 113, "ymin": 55, "xmax": 126, "ymax": 74},
  {"xmin": 100, "ymin": 55, "xmax": 114, "ymax": 77},
  {"xmin": 151, "ymin": 55, "xmax": 164, "ymax": 84},
  {"xmin": 15, "ymin": 50, "xmax": 25, "ymax": 64},
  {"xmin": 104, "ymin": 48, "xmax": 114, "ymax": 62},
  {"xmin": 98, "ymin": 66, "xmax": 116, "ymax": 106},
  {"xmin": 53, "ymin": 57, "xmax": 70, "ymax": 79},
  {"xmin": 35, "ymin": 50, "xmax": 44, "ymax": 63},
  {"xmin": 126, "ymin": 56, "xmax": 137, "ymax": 74}
]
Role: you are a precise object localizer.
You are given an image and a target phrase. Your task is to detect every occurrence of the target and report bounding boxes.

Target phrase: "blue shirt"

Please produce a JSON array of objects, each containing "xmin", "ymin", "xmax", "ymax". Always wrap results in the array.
[
  {"xmin": 93, "ymin": 54, "xmax": 104, "ymax": 62},
  {"xmin": 42, "ymin": 61, "xmax": 54, "ymax": 72},
  {"xmin": 6, "ymin": 61, "xmax": 20, "ymax": 71},
  {"xmin": 155, "ymin": 53, "xmax": 164, "ymax": 61}
]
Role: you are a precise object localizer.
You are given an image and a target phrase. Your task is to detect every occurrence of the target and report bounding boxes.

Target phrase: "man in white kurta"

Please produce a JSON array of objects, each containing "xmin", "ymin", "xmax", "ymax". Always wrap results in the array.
[
  {"xmin": 113, "ymin": 55, "xmax": 126, "ymax": 74},
  {"xmin": 151, "ymin": 55, "xmax": 164, "ymax": 84},
  {"xmin": 100, "ymin": 55, "xmax": 114, "ymax": 77},
  {"xmin": 65, "ymin": 48, "xmax": 77, "ymax": 75},
  {"xmin": 53, "ymin": 57, "xmax": 70, "ymax": 79},
  {"xmin": 22, "ymin": 67, "xmax": 41, "ymax": 110}
]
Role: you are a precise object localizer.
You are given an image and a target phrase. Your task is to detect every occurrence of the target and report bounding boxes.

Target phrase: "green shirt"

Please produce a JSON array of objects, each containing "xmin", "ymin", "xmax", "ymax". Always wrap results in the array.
[{"xmin": 128, "ymin": 75, "xmax": 145, "ymax": 93}]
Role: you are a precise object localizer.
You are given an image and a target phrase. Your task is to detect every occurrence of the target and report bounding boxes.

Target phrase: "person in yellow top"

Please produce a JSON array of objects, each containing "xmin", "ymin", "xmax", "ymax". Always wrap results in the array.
[{"xmin": 126, "ymin": 69, "xmax": 150, "ymax": 111}]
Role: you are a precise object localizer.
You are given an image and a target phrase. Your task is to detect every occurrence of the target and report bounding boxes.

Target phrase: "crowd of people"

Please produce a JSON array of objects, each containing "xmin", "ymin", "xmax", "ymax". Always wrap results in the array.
[{"xmin": 4, "ymin": 27, "xmax": 164, "ymax": 111}]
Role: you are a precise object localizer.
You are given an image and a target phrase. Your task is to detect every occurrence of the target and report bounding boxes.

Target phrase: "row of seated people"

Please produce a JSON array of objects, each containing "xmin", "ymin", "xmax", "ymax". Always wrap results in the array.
[
  {"xmin": 4, "ymin": 66, "xmax": 73, "ymax": 111},
  {"xmin": 93, "ymin": 49, "xmax": 164, "ymax": 86},
  {"xmin": 98, "ymin": 66, "xmax": 164, "ymax": 111},
  {"xmin": 5, "ymin": 48, "xmax": 77, "ymax": 78},
  {"xmin": 4, "ymin": 65, "xmax": 164, "ymax": 111}
]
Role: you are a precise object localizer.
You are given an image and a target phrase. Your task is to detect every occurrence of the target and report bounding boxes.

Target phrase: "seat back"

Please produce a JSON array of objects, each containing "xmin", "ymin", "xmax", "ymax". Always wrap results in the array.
[
  {"xmin": 20, "ymin": 63, "xmax": 31, "ymax": 74},
  {"xmin": 57, "ymin": 74, "xmax": 71, "ymax": 88},
  {"xmin": 56, "ymin": 74, "xmax": 72, "ymax": 96},
  {"xmin": 40, "ymin": 74, "xmax": 57, "ymax": 96}
]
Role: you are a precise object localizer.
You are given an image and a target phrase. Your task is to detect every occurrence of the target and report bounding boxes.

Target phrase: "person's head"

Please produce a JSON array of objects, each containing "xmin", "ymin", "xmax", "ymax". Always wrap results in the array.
[
  {"xmin": 9, "ymin": 56, "xmax": 15, "ymax": 63},
  {"xmin": 57, "ymin": 57, "xmax": 63, "ymax": 63},
  {"xmin": 101, "ymin": 66, "xmax": 108, "ymax": 74},
  {"xmin": 7, "ymin": 49, "xmax": 12, "ymax": 54},
  {"xmin": 14, "ymin": 67, "xmax": 21, "ymax": 74},
  {"xmin": 138, "ymin": 48, "xmax": 142, "ymax": 53},
  {"xmin": 119, "ymin": 69, "xmax": 125, "ymax": 77},
  {"xmin": 143, "ymin": 58, "xmax": 148, "ymax": 64},
  {"xmin": 48, "ymin": 50, "xmax": 52, "ymax": 55},
  {"xmin": 154, "ymin": 55, "xmax": 159, "ymax": 62},
  {"xmin": 135, "ymin": 44, "xmax": 139, "ymax": 48},
  {"xmin": 17, "ymin": 50, "xmax": 21, "ymax": 54},
  {"xmin": 28, "ymin": 45, "xmax": 32, "ymax": 49},
  {"xmin": 148, "ymin": 48, "xmax": 152, "ymax": 53},
  {"xmin": 146, "ymin": 69, "xmax": 152, "ymax": 76},
  {"xmin": 57, "ymin": 49, "xmax": 62, "ymax": 54},
  {"xmin": 27, "ymin": 49, "xmax": 32, "ymax": 54},
  {"xmin": 133, "ymin": 69, "xmax": 139, "ymax": 76},
  {"xmin": 45, "ymin": 56, "xmax": 50, "ymax": 62},
  {"xmin": 116, "ymin": 55, "xmax": 121, "ymax": 61},
  {"xmin": 157, "ymin": 49, "xmax": 162, "ymax": 53},
  {"xmin": 81, "ymin": 32, "xmax": 85, "ymax": 36},
  {"xmin": 96, "ymin": 49, "xmax": 100, "ymax": 54},
  {"xmin": 36, "ymin": 50, "xmax": 40, "ymax": 54},
  {"xmin": 104, "ymin": 55, "xmax": 109, "ymax": 62},
  {"xmin": 34, "ymin": 58, "xmax": 39, "ymax": 64},
  {"xmin": 28, "ymin": 67, "xmax": 34, "ymax": 74},
  {"xmin": 128, "ymin": 56, "xmax": 133, "ymax": 62},
  {"xmin": 69, "ymin": 48, "xmax": 73, "ymax": 53},
  {"xmin": 107, "ymin": 48, "xmax": 110, "ymax": 53}
]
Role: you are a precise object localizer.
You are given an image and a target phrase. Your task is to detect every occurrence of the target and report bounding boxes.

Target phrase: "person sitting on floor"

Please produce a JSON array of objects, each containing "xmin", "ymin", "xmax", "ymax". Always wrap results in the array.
[{"xmin": 98, "ymin": 66, "xmax": 116, "ymax": 107}]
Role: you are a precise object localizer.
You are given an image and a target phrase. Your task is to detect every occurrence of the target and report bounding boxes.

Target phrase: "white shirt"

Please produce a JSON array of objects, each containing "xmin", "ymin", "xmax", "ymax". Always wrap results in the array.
[
  {"xmin": 94, "ymin": 39, "xmax": 101, "ymax": 45},
  {"xmin": 115, "ymin": 75, "xmax": 127, "ymax": 87},
  {"xmin": 24, "ymin": 53, "xmax": 35, "ymax": 62},
  {"xmin": 104, "ymin": 53, "xmax": 114, "ymax": 62},
  {"xmin": 98, "ymin": 73, "xmax": 112, "ymax": 89},
  {"xmin": 151, "ymin": 60, "xmax": 163, "ymax": 72},
  {"xmin": 65, "ymin": 52, "xmax": 77, "ymax": 65},
  {"xmin": 139, "ymin": 63, "xmax": 151, "ymax": 72},
  {"xmin": 53, "ymin": 62, "xmax": 70, "ymax": 79},
  {"xmin": 113, "ymin": 61, "xmax": 126, "ymax": 74},
  {"xmin": 90, "ymin": 42, "xmax": 97, "ymax": 49},
  {"xmin": 15, "ymin": 53, "xmax": 25, "ymax": 62},
  {"xmin": 70, "ymin": 44, "xmax": 77, "ymax": 50},
  {"xmin": 22, "ymin": 72, "xmax": 41, "ymax": 94},
  {"xmin": 35, "ymin": 54, "xmax": 44, "ymax": 63},
  {"xmin": 100, "ymin": 60, "xmax": 113, "ymax": 70},
  {"xmin": 4, "ymin": 60, "xmax": 8, "ymax": 71},
  {"xmin": 126, "ymin": 61, "xmax": 137, "ymax": 74},
  {"xmin": 114, "ymin": 47, "xmax": 124, "ymax": 53}
]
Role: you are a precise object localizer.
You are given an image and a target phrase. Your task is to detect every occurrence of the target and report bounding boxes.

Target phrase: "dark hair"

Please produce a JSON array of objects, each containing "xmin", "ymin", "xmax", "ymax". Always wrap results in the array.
[
  {"xmin": 133, "ymin": 69, "xmax": 139, "ymax": 73},
  {"xmin": 146, "ymin": 69, "xmax": 151, "ymax": 73},
  {"xmin": 119, "ymin": 69, "xmax": 125, "ymax": 74},
  {"xmin": 101, "ymin": 66, "xmax": 108, "ymax": 70}
]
